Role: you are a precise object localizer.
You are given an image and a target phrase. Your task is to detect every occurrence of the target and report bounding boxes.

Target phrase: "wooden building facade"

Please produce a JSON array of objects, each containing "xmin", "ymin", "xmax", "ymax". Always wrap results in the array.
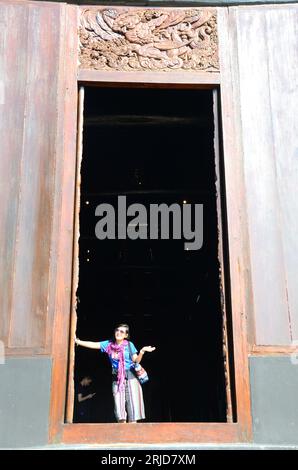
[{"xmin": 0, "ymin": 0, "xmax": 298, "ymax": 447}]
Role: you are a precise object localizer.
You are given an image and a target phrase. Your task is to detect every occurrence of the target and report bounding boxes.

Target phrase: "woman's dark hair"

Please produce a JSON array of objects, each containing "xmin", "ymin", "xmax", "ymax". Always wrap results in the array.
[{"xmin": 114, "ymin": 323, "xmax": 130, "ymax": 340}]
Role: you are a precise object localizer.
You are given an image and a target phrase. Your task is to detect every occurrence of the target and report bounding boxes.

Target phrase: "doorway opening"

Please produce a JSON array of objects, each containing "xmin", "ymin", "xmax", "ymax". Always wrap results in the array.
[{"xmin": 71, "ymin": 86, "xmax": 234, "ymax": 424}]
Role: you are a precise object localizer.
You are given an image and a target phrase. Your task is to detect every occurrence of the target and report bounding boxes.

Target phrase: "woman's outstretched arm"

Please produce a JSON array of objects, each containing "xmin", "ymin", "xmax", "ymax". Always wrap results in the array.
[{"xmin": 75, "ymin": 338, "xmax": 101, "ymax": 350}]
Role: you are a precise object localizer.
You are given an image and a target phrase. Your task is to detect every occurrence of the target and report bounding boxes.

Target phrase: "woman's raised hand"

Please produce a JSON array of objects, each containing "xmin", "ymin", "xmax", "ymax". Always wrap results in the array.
[{"xmin": 142, "ymin": 346, "xmax": 156, "ymax": 353}]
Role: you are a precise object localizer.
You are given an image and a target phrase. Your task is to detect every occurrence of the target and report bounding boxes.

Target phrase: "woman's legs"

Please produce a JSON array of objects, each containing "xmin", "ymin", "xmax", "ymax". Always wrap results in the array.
[
  {"xmin": 112, "ymin": 381, "xmax": 127, "ymax": 422},
  {"xmin": 126, "ymin": 376, "xmax": 145, "ymax": 422},
  {"xmin": 112, "ymin": 375, "xmax": 145, "ymax": 423}
]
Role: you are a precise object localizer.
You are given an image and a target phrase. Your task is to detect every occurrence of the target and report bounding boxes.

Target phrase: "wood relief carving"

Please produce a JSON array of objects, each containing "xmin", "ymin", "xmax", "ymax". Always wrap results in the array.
[{"xmin": 79, "ymin": 8, "xmax": 219, "ymax": 72}]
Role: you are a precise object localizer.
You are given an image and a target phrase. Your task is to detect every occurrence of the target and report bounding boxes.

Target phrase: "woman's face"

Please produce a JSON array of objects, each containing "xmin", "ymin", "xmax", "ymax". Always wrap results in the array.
[{"xmin": 114, "ymin": 327, "xmax": 128, "ymax": 341}]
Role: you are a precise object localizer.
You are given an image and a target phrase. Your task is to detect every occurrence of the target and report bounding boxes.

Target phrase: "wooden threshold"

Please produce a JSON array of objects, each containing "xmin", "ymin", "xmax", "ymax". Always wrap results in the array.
[{"xmin": 62, "ymin": 422, "xmax": 241, "ymax": 445}]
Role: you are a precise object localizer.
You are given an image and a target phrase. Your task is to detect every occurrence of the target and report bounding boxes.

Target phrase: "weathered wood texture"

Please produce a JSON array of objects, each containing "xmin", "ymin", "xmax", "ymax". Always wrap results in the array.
[
  {"xmin": 219, "ymin": 5, "xmax": 298, "ymax": 346},
  {"xmin": 0, "ymin": 1, "xmax": 78, "ymax": 353}
]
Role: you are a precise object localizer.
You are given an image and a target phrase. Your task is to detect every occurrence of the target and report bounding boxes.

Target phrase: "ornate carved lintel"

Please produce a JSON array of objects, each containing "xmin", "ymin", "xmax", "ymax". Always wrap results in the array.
[{"xmin": 79, "ymin": 7, "xmax": 219, "ymax": 73}]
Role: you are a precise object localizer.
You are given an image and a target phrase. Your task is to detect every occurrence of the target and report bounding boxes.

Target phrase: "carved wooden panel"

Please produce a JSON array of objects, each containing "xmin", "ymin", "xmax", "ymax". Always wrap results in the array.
[{"xmin": 79, "ymin": 7, "xmax": 219, "ymax": 72}]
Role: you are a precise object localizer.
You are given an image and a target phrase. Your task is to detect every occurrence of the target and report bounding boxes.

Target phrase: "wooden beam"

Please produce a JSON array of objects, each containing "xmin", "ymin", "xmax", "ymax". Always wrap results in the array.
[{"xmin": 78, "ymin": 69, "xmax": 220, "ymax": 85}]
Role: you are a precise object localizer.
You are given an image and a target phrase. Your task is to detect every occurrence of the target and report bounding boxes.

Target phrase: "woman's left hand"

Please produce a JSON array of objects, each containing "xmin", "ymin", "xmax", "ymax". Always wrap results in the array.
[{"xmin": 141, "ymin": 346, "xmax": 156, "ymax": 353}]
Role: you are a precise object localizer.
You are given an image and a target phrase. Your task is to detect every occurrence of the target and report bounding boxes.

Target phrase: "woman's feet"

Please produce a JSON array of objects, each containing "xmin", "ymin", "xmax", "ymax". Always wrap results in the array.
[{"xmin": 118, "ymin": 419, "xmax": 137, "ymax": 423}]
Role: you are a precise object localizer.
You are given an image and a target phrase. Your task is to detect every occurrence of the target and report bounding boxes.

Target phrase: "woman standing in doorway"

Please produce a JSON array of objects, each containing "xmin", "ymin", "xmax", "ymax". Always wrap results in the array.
[{"xmin": 75, "ymin": 323, "xmax": 156, "ymax": 423}]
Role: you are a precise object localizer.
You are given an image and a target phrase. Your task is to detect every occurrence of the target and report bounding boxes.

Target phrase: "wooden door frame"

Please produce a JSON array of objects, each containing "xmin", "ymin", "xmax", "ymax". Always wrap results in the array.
[{"xmin": 48, "ymin": 10, "xmax": 253, "ymax": 443}]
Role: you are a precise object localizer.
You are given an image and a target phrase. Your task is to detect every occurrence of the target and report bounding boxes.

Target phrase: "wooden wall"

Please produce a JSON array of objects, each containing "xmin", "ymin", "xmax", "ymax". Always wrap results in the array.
[
  {"xmin": 1, "ymin": 1, "xmax": 297, "ymax": 356},
  {"xmin": 219, "ymin": 4, "xmax": 298, "ymax": 346},
  {"xmin": 0, "ymin": 0, "xmax": 78, "ymax": 354}
]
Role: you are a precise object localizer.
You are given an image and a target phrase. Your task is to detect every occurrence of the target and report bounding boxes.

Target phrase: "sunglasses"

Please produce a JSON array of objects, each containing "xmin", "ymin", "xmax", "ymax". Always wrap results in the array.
[{"xmin": 115, "ymin": 328, "xmax": 127, "ymax": 334}]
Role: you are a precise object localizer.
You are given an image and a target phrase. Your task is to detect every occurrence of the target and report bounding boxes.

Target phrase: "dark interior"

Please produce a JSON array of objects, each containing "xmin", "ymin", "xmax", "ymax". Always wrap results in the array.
[{"xmin": 73, "ymin": 86, "xmax": 228, "ymax": 423}]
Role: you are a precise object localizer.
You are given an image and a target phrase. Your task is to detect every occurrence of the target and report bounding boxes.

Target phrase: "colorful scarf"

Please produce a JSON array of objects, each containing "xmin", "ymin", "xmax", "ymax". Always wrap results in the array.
[{"xmin": 106, "ymin": 339, "xmax": 129, "ymax": 392}]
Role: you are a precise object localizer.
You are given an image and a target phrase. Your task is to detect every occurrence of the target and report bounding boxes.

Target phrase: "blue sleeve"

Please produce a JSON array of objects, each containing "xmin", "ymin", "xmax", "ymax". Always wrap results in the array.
[
  {"xmin": 99, "ymin": 340, "xmax": 109, "ymax": 353},
  {"xmin": 129, "ymin": 342, "xmax": 138, "ymax": 355}
]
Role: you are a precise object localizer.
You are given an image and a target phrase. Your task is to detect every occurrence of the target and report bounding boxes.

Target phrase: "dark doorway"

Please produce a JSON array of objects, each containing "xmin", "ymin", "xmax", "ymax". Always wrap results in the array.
[{"xmin": 73, "ymin": 86, "xmax": 228, "ymax": 423}]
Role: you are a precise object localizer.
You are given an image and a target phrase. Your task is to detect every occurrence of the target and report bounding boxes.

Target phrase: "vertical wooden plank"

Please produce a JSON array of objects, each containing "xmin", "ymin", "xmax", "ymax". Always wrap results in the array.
[
  {"xmin": 66, "ymin": 86, "xmax": 84, "ymax": 424},
  {"xmin": 234, "ymin": 5, "xmax": 296, "ymax": 345},
  {"xmin": 49, "ymin": 3, "xmax": 79, "ymax": 441},
  {"xmin": 0, "ymin": 2, "xmax": 29, "ymax": 345},
  {"xmin": 217, "ymin": 6, "xmax": 253, "ymax": 440},
  {"xmin": 265, "ymin": 7, "xmax": 298, "ymax": 341},
  {"xmin": 213, "ymin": 89, "xmax": 233, "ymax": 422},
  {"xmin": 8, "ymin": 2, "xmax": 62, "ymax": 348}
]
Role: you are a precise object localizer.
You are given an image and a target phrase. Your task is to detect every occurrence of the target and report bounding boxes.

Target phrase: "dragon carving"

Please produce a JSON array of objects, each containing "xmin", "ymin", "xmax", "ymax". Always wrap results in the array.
[{"xmin": 79, "ymin": 8, "xmax": 219, "ymax": 72}]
